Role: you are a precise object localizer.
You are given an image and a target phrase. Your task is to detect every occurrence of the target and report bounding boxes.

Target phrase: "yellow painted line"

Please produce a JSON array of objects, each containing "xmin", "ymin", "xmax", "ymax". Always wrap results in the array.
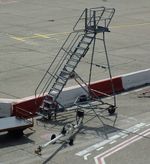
[
  {"xmin": 23, "ymin": 32, "xmax": 69, "ymax": 40},
  {"xmin": 10, "ymin": 31, "xmax": 69, "ymax": 41},
  {"xmin": 10, "ymin": 36, "xmax": 25, "ymax": 42},
  {"xmin": 47, "ymin": 31, "xmax": 70, "ymax": 37},
  {"xmin": 10, "ymin": 22, "xmax": 150, "ymax": 42},
  {"xmin": 34, "ymin": 34, "xmax": 50, "ymax": 38}
]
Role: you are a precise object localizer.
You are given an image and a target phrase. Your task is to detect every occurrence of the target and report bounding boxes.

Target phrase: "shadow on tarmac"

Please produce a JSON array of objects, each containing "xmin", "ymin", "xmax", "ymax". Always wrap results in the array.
[{"xmin": 0, "ymin": 131, "xmax": 34, "ymax": 149}]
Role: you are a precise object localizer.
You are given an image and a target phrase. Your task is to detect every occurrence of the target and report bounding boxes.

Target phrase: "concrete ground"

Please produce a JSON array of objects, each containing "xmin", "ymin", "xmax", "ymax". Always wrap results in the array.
[{"xmin": 0, "ymin": 0, "xmax": 150, "ymax": 164}]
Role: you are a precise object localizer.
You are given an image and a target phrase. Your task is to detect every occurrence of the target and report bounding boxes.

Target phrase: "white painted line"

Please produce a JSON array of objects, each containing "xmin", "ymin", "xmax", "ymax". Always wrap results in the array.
[
  {"xmin": 109, "ymin": 140, "xmax": 117, "ymax": 144},
  {"xmin": 84, "ymin": 153, "xmax": 91, "ymax": 160},
  {"xmin": 135, "ymin": 122, "xmax": 146, "ymax": 128},
  {"xmin": 145, "ymin": 124, "xmax": 150, "ymax": 127},
  {"xmin": 120, "ymin": 92, "xmax": 129, "ymax": 96},
  {"xmin": 99, "ymin": 130, "xmax": 150, "ymax": 164},
  {"xmin": 94, "ymin": 128, "xmax": 150, "ymax": 164},
  {"xmin": 76, "ymin": 123, "xmax": 146, "ymax": 157},
  {"xmin": 133, "ymin": 88, "xmax": 143, "ymax": 92},
  {"xmin": 120, "ymin": 88, "xmax": 145, "ymax": 97},
  {"xmin": 121, "ymin": 134, "xmax": 128, "ymax": 139},
  {"xmin": 109, "ymin": 134, "xmax": 120, "ymax": 140},
  {"xmin": 133, "ymin": 129, "xmax": 140, "ymax": 133},
  {"xmin": 75, "ymin": 140, "xmax": 110, "ymax": 156},
  {"xmin": 96, "ymin": 147, "xmax": 104, "ymax": 151}
]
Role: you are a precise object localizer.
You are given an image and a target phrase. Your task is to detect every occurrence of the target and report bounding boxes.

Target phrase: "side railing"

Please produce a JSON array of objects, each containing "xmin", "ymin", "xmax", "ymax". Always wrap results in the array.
[
  {"xmin": 73, "ymin": 7, "xmax": 115, "ymax": 32},
  {"xmin": 14, "ymin": 107, "xmax": 34, "ymax": 125},
  {"xmin": 35, "ymin": 31, "xmax": 85, "ymax": 98},
  {"xmin": 73, "ymin": 7, "xmax": 105, "ymax": 32},
  {"xmin": 35, "ymin": 7, "xmax": 115, "ymax": 102}
]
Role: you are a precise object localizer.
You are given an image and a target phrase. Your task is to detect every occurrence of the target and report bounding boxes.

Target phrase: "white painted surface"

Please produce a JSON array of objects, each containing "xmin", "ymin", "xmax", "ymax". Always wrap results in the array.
[
  {"xmin": 122, "ymin": 68, "xmax": 150, "ymax": 90},
  {"xmin": 76, "ymin": 123, "xmax": 146, "ymax": 157},
  {"xmin": 94, "ymin": 128, "xmax": 150, "ymax": 164},
  {"xmin": 0, "ymin": 99, "xmax": 16, "ymax": 117}
]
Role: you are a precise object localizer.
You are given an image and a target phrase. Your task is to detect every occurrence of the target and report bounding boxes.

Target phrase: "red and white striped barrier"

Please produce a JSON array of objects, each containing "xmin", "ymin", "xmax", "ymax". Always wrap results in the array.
[
  {"xmin": 122, "ymin": 68, "xmax": 150, "ymax": 90},
  {"xmin": 1, "ymin": 69, "xmax": 149, "ymax": 117}
]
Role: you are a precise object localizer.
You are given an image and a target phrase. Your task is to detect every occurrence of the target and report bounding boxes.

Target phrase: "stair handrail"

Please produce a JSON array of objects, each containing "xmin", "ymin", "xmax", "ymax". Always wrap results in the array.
[
  {"xmin": 44, "ymin": 33, "xmax": 85, "ymax": 97},
  {"xmin": 88, "ymin": 7, "xmax": 105, "ymax": 27},
  {"xmin": 96, "ymin": 8, "xmax": 115, "ymax": 28},
  {"xmin": 35, "ymin": 32, "xmax": 84, "ymax": 98},
  {"xmin": 35, "ymin": 32, "xmax": 74, "ymax": 98},
  {"xmin": 73, "ymin": 7, "xmax": 106, "ymax": 32},
  {"xmin": 35, "ymin": 7, "xmax": 115, "ymax": 100},
  {"xmin": 41, "ymin": 33, "xmax": 84, "ymax": 95},
  {"xmin": 73, "ymin": 8, "xmax": 87, "ymax": 31}
]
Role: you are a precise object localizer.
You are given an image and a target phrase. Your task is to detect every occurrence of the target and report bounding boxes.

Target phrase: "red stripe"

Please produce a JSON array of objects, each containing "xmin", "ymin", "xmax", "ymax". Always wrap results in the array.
[
  {"xmin": 13, "ymin": 96, "xmax": 44, "ymax": 117},
  {"xmin": 89, "ymin": 77, "xmax": 123, "ymax": 97},
  {"xmin": 12, "ymin": 77, "xmax": 123, "ymax": 117}
]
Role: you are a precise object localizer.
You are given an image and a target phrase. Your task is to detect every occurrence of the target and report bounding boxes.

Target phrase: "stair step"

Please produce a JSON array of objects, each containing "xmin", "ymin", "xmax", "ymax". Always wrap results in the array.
[
  {"xmin": 43, "ymin": 99, "xmax": 53, "ymax": 105},
  {"xmin": 84, "ymin": 35, "xmax": 93, "ymax": 39},
  {"xmin": 58, "ymin": 75, "xmax": 67, "ymax": 81},
  {"xmin": 39, "ymin": 106, "xmax": 49, "ymax": 111},
  {"xmin": 80, "ymin": 40, "xmax": 90, "ymax": 45},
  {"xmin": 66, "ymin": 63, "xmax": 75, "ymax": 68},
  {"xmin": 61, "ymin": 70, "xmax": 71, "ymax": 75},
  {"xmin": 68, "ymin": 59, "xmax": 77, "ymax": 65},
  {"xmin": 40, "ymin": 106, "xmax": 55, "ymax": 111},
  {"xmin": 74, "ymin": 52, "xmax": 82, "ymax": 57},
  {"xmin": 53, "ymin": 83, "xmax": 63, "ymax": 90},
  {"xmin": 36, "ymin": 112, "xmax": 48, "ymax": 118},
  {"xmin": 70, "ymin": 58, "xmax": 79, "ymax": 62},
  {"xmin": 48, "ymin": 91, "xmax": 57, "ymax": 97},
  {"xmin": 54, "ymin": 81, "xmax": 65, "ymax": 86},
  {"xmin": 76, "ymin": 46, "xmax": 86, "ymax": 51},
  {"xmin": 51, "ymin": 87, "xmax": 61, "ymax": 92}
]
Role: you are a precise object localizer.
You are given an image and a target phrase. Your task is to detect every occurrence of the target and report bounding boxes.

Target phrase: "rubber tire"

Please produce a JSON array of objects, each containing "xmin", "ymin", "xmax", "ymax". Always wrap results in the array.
[
  {"xmin": 51, "ymin": 134, "xmax": 56, "ymax": 144},
  {"xmin": 108, "ymin": 107, "xmax": 116, "ymax": 115},
  {"xmin": 69, "ymin": 138, "xmax": 74, "ymax": 146}
]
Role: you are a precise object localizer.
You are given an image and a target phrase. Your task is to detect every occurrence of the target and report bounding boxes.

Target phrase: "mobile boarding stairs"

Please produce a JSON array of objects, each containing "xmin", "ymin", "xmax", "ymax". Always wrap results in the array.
[{"xmin": 35, "ymin": 7, "xmax": 117, "ymax": 122}]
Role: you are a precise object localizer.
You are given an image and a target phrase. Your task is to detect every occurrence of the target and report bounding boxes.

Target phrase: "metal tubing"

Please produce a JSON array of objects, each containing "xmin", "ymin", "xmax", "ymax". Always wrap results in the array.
[
  {"xmin": 42, "ymin": 134, "xmax": 64, "ymax": 148},
  {"xmin": 88, "ymin": 34, "xmax": 96, "ymax": 86},
  {"xmin": 102, "ymin": 32, "xmax": 116, "ymax": 106}
]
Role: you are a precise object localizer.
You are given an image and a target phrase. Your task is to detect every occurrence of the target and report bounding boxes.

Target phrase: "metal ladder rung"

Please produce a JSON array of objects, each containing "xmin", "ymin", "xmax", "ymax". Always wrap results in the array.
[
  {"xmin": 65, "ymin": 64, "xmax": 75, "ymax": 68},
  {"xmin": 48, "ymin": 91, "xmax": 57, "ymax": 97},
  {"xmin": 61, "ymin": 69, "xmax": 71, "ymax": 74},
  {"xmin": 84, "ymin": 35, "xmax": 93, "ymax": 39},
  {"xmin": 80, "ymin": 40, "xmax": 90, "ymax": 45},
  {"xmin": 74, "ymin": 52, "xmax": 82, "ymax": 57},
  {"xmin": 58, "ymin": 75, "xmax": 67, "ymax": 81},
  {"xmin": 39, "ymin": 106, "xmax": 49, "ymax": 111},
  {"xmin": 75, "ymin": 46, "xmax": 86, "ymax": 51},
  {"xmin": 54, "ymin": 81, "xmax": 65, "ymax": 86},
  {"xmin": 70, "ymin": 58, "xmax": 79, "ymax": 62},
  {"xmin": 43, "ymin": 99, "xmax": 53, "ymax": 105},
  {"xmin": 52, "ymin": 87, "xmax": 61, "ymax": 92}
]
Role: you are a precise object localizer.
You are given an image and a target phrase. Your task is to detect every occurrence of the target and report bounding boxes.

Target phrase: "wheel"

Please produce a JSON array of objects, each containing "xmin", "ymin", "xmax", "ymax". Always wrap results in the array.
[
  {"xmin": 76, "ymin": 109, "xmax": 84, "ymax": 124},
  {"xmin": 108, "ymin": 106, "xmax": 116, "ymax": 115},
  {"xmin": 51, "ymin": 134, "xmax": 56, "ymax": 144},
  {"xmin": 69, "ymin": 138, "xmax": 74, "ymax": 146}
]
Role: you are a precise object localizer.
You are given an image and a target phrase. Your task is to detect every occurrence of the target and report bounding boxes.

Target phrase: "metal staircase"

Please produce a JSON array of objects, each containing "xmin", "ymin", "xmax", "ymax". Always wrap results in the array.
[{"xmin": 35, "ymin": 7, "xmax": 115, "ymax": 119}]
